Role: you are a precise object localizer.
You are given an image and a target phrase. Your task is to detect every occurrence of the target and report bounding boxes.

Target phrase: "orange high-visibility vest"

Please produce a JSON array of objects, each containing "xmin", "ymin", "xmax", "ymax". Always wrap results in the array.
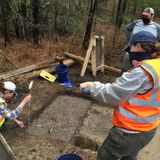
[
  {"xmin": 0, "ymin": 97, "xmax": 7, "ymax": 127},
  {"xmin": 113, "ymin": 58, "xmax": 160, "ymax": 132}
]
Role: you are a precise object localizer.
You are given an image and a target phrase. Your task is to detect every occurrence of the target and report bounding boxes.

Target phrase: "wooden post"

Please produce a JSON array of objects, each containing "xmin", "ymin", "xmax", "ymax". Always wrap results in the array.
[
  {"xmin": 91, "ymin": 38, "xmax": 97, "ymax": 76},
  {"xmin": 95, "ymin": 36, "xmax": 104, "ymax": 74},
  {"xmin": 100, "ymin": 36, "xmax": 105, "ymax": 73},
  {"xmin": 81, "ymin": 35, "xmax": 105, "ymax": 77}
]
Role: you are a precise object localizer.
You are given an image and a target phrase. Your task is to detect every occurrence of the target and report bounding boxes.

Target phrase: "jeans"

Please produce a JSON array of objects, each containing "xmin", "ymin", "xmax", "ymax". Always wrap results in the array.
[{"xmin": 97, "ymin": 127, "xmax": 157, "ymax": 160}]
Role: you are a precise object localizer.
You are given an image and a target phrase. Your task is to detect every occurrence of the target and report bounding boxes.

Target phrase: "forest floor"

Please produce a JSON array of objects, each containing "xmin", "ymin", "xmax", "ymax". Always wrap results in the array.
[{"xmin": 0, "ymin": 36, "xmax": 159, "ymax": 160}]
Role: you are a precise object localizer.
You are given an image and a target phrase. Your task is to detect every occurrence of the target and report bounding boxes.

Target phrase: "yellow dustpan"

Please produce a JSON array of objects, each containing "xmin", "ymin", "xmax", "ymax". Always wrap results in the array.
[{"xmin": 40, "ymin": 70, "xmax": 56, "ymax": 82}]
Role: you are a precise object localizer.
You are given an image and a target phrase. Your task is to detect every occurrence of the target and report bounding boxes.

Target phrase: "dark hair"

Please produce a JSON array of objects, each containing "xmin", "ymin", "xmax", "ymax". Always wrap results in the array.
[{"xmin": 133, "ymin": 42, "xmax": 157, "ymax": 53}]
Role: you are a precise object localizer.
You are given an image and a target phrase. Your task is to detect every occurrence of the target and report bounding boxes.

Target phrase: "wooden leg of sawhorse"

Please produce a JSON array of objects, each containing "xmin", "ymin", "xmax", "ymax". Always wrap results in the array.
[{"xmin": 80, "ymin": 38, "xmax": 95, "ymax": 77}]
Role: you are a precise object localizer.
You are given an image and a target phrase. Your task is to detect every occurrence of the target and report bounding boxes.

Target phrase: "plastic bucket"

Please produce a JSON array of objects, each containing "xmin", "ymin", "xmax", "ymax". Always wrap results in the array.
[
  {"xmin": 57, "ymin": 153, "xmax": 83, "ymax": 160},
  {"xmin": 55, "ymin": 64, "xmax": 69, "ymax": 83}
]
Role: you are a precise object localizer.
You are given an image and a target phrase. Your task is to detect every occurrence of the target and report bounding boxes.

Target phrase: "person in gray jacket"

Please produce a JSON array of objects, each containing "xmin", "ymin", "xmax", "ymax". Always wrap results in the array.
[
  {"xmin": 122, "ymin": 7, "xmax": 160, "ymax": 71},
  {"xmin": 125, "ymin": 7, "xmax": 160, "ymax": 42},
  {"xmin": 80, "ymin": 31, "xmax": 160, "ymax": 160}
]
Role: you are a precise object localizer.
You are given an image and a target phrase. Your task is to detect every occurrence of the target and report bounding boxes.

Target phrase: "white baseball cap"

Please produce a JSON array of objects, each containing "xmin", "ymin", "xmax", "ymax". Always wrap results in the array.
[
  {"xmin": 3, "ymin": 81, "xmax": 17, "ymax": 95},
  {"xmin": 142, "ymin": 7, "xmax": 154, "ymax": 16}
]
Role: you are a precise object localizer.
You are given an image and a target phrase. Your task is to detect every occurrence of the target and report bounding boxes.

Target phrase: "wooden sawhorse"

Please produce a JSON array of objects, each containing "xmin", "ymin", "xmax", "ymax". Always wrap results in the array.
[{"xmin": 81, "ymin": 35, "xmax": 104, "ymax": 77}]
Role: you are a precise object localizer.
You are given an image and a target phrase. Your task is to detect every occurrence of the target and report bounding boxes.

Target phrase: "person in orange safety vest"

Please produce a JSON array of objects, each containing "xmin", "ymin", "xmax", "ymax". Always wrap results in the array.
[{"xmin": 80, "ymin": 31, "xmax": 160, "ymax": 160}]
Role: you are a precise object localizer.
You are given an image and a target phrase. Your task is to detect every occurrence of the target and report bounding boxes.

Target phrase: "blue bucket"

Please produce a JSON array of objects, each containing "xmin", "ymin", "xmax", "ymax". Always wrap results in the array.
[
  {"xmin": 57, "ymin": 153, "xmax": 83, "ymax": 160},
  {"xmin": 55, "ymin": 64, "xmax": 69, "ymax": 83}
]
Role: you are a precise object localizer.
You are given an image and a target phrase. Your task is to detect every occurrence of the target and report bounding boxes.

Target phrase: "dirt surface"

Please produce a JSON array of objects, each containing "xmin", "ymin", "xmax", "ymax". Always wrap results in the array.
[
  {"xmin": 0, "ymin": 61, "xmax": 114, "ymax": 160},
  {"xmin": 0, "ymin": 64, "xmax": 159, "ymax": 160},
  {"xmin": 0, "ymin": 38, "xmax": 159, "ymax": 160}
]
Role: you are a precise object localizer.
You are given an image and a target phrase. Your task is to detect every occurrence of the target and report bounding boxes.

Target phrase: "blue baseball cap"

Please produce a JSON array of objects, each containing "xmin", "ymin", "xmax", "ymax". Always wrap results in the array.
[{"xmin": 124, "ymin": 31, "xmax": 157, "ymax": 52}]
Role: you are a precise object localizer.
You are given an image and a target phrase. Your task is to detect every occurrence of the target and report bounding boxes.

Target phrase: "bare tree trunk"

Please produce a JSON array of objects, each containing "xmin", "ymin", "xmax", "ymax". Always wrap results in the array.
[
  {"xmin": 4, "ymin": 21, "xmax": 10, "ymax": 47},
  {"xmin": 131, "ymin": 2, "xmax": 137, "ymax": 22},
  {"xmin": 24, "ymin": 0, "xmax": 32, "ymax": 41},
  {"xmin": 82, "ymin": 0, "xmax": 98, "ymax": 50},
  {"xmin": 54, "ymin": 5, "xmax": 58, "ymax": 42},
  {"xmin": 14, "ymin": 18, "xmax": 20, "ymax": 38},
  {"xmin": 113, "ymin": 0, "xmax": 128, "ymax": 47},
  {"xmin": 19, "ymin": 0, "xmax": 28, "ymax": 40},
  {"xmin": 14, "ymin": 2, "xmax": 27, "ymax": 39},
  {"xmin": 1, "ymin": 1, "xmax": 11, "ymax": 47},
  {"xmin": 32, "ymin": 0, "xmax": 41, "ymax": 45},
  {"xmin": 111, "ymin": 0, "xmax": 116, "ymax": 21}
]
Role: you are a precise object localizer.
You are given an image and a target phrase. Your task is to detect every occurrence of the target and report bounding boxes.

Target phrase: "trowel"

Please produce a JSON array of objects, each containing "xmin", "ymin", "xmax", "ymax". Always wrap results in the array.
[{"xmin": 28, "ymin": 80, "xmax": 33, "ymax": 127}]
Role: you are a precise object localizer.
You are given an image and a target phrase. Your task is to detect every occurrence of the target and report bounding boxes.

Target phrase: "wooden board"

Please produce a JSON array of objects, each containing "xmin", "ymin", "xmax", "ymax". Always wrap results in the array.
[
  {"xmin": 64, "ymin": 52, "xmax": 121, "ymax": 74},
  {"xmin": 64, "ymin": 52, "xmax": 85, "ymax": 62},
  {"xmin": 0, "ymin": 57, "xmax": 58, "ymax": 80},
  {"xmin": 8, "ymin": 59, "xmax": 75, "ymax": 81}
]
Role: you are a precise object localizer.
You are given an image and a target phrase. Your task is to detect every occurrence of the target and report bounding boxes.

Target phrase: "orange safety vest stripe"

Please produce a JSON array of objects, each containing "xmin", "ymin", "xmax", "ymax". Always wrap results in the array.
[
  {"xmin": 120, "ymin": 102, "xmax": 160, "ymax": 117},
  {"xmin": 113, "ymin": 108, "xmax": 159, "ymax": 132},
  {"xmin": 134, "ymin": 89, "xmax": 152, "ymax": 100},
  {"xmin": 112, "ymin": 59, "xmax": 160, "ymax": 132}
]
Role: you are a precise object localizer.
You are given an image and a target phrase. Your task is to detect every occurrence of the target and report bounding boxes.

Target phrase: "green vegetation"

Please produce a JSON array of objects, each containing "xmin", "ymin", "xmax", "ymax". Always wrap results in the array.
[{"xmin": 0, "ymin": 0, "xmax": 159, "ymax": 48}]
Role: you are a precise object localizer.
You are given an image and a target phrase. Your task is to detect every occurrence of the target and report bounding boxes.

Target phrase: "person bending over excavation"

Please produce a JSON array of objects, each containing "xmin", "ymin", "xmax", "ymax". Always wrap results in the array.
[{"xmin": 0, "ymin": 81, "xmax": 31, "ymax": 129}]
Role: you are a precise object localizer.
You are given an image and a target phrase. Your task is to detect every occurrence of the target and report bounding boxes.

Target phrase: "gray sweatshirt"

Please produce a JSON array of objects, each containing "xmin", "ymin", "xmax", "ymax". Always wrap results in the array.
[
  {"xmin": 90, "ymin": 67, "xmax": 152, "ymax": 106},
  {"xmin": 124, "ymin": 19, "xmax": 160, "ymax": 42}
]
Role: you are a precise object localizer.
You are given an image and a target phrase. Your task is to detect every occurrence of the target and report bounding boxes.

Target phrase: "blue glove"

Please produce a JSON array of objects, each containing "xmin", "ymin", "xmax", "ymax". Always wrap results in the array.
[{"xmin": 81, "ymin": 88, "xmax": 90, "ymax": 95}]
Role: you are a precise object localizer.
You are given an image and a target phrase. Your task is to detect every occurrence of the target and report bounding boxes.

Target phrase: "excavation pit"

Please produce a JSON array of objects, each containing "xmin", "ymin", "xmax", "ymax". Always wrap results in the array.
[
  {"xmin": 2, "ymin": 82, "xmax": 160, "ymax": 160},
  {"xmin": 27, "ymin": 95, "xmax": 91, "ymax": 143},
  {"xmin": 26, "ymin": 94, "xmax": 114, "ymax": 152}
]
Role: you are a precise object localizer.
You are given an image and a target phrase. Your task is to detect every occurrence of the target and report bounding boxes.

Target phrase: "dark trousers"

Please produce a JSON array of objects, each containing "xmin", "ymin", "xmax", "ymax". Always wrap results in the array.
[{"xmin": 97, "ymin": 127, "xmax": 157, "ymax": 160}]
